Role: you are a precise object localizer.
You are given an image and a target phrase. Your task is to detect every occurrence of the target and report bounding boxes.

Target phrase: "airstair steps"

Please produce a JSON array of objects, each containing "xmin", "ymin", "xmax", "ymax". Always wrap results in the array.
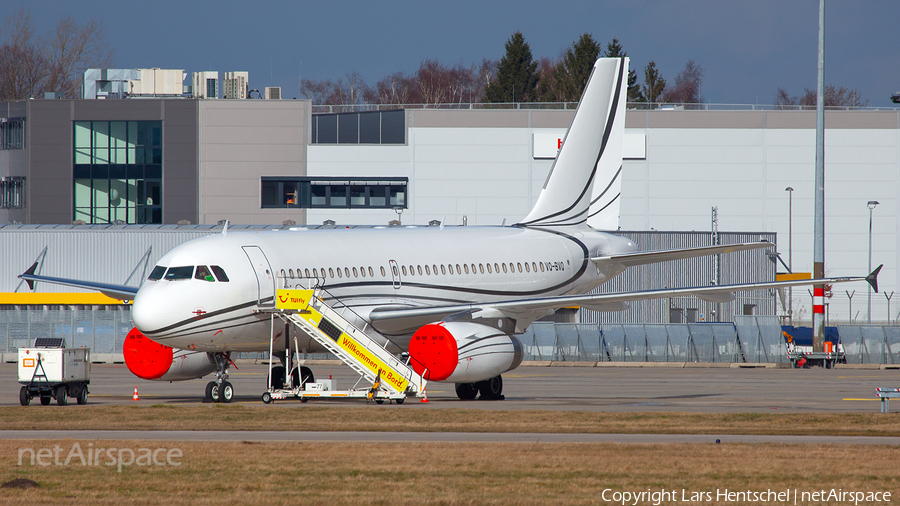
[{"xmin": 282, "ymin": 288, "xmax": 427, "ymax": 397}]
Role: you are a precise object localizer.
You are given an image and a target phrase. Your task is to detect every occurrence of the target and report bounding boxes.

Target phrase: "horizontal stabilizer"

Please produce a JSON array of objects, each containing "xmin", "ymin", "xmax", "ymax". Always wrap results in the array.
[{"xmin": 592, "ymin": 242, "xmax": 772, "ymax": 269}]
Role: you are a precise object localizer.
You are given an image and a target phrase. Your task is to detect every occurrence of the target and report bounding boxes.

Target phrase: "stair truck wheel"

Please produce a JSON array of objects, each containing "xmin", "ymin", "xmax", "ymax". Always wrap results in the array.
[{"xmin": 261, "ymin": 391, "xmax": 273, "ymax": 404}]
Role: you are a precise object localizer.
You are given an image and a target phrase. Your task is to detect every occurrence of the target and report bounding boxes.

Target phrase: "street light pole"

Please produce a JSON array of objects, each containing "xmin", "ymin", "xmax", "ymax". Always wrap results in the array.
[
  {"xmin": 867, "ymin": 200, "xmax": 879, "ymax": 324},
  {"xmin": 785, "ymin": 187, "xmax": 794, "ymax": 325}
]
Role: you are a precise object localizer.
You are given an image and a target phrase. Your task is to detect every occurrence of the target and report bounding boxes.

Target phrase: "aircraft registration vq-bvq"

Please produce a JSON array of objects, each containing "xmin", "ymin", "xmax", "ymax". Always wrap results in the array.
[{"xmin": 20, "ymin": 58, "xmax": 881, "ymax": 403}]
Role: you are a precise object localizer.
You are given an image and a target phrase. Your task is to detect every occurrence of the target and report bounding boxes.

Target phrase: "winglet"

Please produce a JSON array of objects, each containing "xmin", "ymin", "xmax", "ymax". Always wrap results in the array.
[
  {"xmin": 21, "ymin": 262, "xmax": 38, "ymax": 290},
  {"xmin": 866, "ymin": 264, "xmax": 883, "ymax": 293}
]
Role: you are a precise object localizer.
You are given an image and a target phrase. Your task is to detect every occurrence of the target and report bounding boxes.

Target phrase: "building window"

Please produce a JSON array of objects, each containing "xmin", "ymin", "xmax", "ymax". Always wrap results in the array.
[
  {"xmin": 0, "ymin": 177, "xmax": 25, "ymax": 209},
  {"xmin": 261, "ymin": 177, "xmax": 408, "ymax": 209},
  {"xmin": 312, "ymin": 110, "xmax": 405, "ymax": 145},
  {"xmin": 0, "ymin": 118, "xmax": 25, "ymax": 150},
  {"xmin": 73, "ymin": 121, "xmax": 162, "ymax": 224}
]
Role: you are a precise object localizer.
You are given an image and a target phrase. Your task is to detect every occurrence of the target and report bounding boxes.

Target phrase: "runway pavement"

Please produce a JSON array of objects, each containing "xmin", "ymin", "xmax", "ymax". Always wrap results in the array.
[{"xmin": 3, "ymin": 362, "xmax": 899, "ymax": 413}]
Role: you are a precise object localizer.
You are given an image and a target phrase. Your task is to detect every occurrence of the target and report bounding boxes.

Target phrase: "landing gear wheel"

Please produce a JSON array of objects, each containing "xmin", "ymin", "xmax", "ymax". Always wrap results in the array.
[
  {"xmin": 478, "ymin": 375, "xmax": 504, "ymax": 400},
  {"xmin": 56, "ymin": 385, "xmax": 68, "ymax": 406},
  {"xmin": 299, "ymin": 366, "xmax": 315, "ymax": 387},
  {"xmin": 269, "ymin": 366, "xmax": 286, "ymax": 390},
  {"xmin": 76, "ymin": 386, "xmax": 88, "ymax": 405},
  {"xmin": 40, "ymin": 396, "xmax": 51, "ymax": 406},
  {"xmin": 19, "ymin": 386, "xmax": 30, "ymax": 406},
  {"xmin": 207, "ymin": 381, "xmax": 221, "ymax": 403},
  {"xmin": 261, "ymin": 391, "xmax": 273, "ymax": 404},
  {"xmin": 455, "ymin": 383, "xmax": 479, "ymax": 400},
  {"xmin": 220, "ymin": 381, "xmax": 234, "ymax": 403}
]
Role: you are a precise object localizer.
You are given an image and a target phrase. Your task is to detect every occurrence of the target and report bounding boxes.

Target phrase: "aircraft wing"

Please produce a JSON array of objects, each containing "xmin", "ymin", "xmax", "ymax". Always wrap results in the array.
[
  {"xmin": 369, "ymin": 266, "xmax": 882, "ymax": 333},
  {"xmin": 17, "ymin": 262, "xmax": 139, "ymax": 301},
  {"xmin": 591, "ymin": 241, "xmax": 772, "ymax": 268}
]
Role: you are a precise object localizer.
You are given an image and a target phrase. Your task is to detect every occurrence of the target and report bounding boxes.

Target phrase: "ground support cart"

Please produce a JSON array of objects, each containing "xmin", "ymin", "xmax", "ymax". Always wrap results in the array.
[{"xmin": 18, "ymin": 338, "xmax": 90, "ymax": 406}]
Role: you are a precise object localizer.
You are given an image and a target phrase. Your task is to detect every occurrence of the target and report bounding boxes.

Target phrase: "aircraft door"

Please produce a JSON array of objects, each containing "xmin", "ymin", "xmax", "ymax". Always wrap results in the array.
[
  {"xmin": 388, "ymin": 259, "xmax": 401, "ymax": 289},
  {"xmin": 242, "ymin": 246, "xmax": 276, "ymax": 306}
]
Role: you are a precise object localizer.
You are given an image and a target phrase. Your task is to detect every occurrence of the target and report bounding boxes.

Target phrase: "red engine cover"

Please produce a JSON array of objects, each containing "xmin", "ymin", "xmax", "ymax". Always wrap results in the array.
[
  {"xmin": 409, "ymin": 323, "xmax": 459, "ymax": 381},
  {"xmin": 123, "ymin": 327, "xmax": 174, "ymax": 380}
]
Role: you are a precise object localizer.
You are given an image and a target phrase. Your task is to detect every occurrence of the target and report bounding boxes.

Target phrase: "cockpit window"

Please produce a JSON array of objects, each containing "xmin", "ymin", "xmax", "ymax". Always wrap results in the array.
[
  {"xmin": 195, "ymin": 265, "xmax": 215, "ymax": 282},
  {"xmin": 164, "ymin": 266, "xmax": 194, "ymax": 280},
  {"xmin": 211, "ymin": 265, "xmax": 229, "ymax": 282},
  {"xmin": 148, "ymin": 265, "xmax": 166, "ymax": 281}
]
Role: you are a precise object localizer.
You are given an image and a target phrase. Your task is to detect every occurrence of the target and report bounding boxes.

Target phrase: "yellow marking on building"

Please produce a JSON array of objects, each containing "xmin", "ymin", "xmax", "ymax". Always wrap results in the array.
[
  {"xmin": 0, "ymin": 292, "xmax": 130, "ymax": 305},
  {"xmin": 776, "ymin": 272, "xmax": 812, "ymax": 281}
]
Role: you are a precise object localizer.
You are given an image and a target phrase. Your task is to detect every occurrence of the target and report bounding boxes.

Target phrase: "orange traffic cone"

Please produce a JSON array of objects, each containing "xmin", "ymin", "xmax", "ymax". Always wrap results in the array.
[
  {"xmin": 420, "ymin": 385, "xmax": 429, "ymax": 403},
  {"xmin": 132, "ymin": 386, "xmax": 140, "ymax": 401}
]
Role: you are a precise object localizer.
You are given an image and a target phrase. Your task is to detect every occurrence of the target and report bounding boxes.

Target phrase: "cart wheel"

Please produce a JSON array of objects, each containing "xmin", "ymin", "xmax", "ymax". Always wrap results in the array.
[
  {"xmin": 220, "ymin": 382, "xmax": 234, "ymax": 403},
  {"xmin": 76, "ymin": 386, "xmax": 88, "ymax": 405},
  {"xmin": 19, "ymin": 386, "xmax": 30, "ymax": 406},
  {"xmin": 40, "ymin": 395, "xmax": 51, "ymax": 406},
  {"xmin": 375, "ymin": 399, "xmax": 384, "ymax": 404},
  {"xmin": 261, "ymin": 391, "xmax": 273, "ymax": 404},
  {"xmin": 395, "ymin": 397, "xmax": 405, "ymax": 405},
  {"xmin": 56, "ymin": 386, "xmax": 68, "ymax": 406}
]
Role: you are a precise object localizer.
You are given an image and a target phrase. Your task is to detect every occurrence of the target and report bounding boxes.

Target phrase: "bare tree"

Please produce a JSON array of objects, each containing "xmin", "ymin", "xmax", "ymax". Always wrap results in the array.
[
  {"xmin": 0, "ymin": 8, "xmax": 44, "ymax": 100},
  {"xmin": 776, "ymin": 85, "xmax": 869, "ymax": 109},
  {"xmin": 0, "ymin": 9, "xmax": 113, "ymax": 99},
  {"xmin": 374, "ymin": 71, "xmax": 418, "ymax": 104},
  {"xmin": 41, "ymin": 16, "xmax": 113, "ymax": 97},
  {"xmin": 660, "ymin": 60, "xmax": 703, "ymax": 105}
]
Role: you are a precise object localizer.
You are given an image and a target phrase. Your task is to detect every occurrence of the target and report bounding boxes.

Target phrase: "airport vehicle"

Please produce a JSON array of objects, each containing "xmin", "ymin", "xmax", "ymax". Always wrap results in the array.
[
  {"xmin": 18, "ymin": 338, "xmax": 90, "ymax": 406},
  {"xmin": 19, "ymin": 58, "xmax": 880, "ymax": 402}
]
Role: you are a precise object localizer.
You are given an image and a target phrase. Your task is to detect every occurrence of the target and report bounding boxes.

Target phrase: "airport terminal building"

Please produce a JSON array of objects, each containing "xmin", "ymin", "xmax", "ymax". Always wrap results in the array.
[{"xmin": 1, "ymin": 95, "xmax": 898, "ymax": 327}]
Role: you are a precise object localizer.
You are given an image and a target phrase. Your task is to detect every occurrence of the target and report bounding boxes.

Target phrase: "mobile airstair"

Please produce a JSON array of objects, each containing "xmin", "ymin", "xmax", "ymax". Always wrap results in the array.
[{"xmin": 259, "ymin": 282, "xmax": 429, "ymax": 404}]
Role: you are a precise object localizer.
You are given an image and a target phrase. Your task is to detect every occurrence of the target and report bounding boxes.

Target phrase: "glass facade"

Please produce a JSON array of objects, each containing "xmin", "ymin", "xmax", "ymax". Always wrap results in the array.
[
  {"xmin": 261, "ymin": 177, "xmax": 407, "ymax": 209},
  {"xmin": 73, "ymin": 121, "xmax": 162, "ymax": 224}
]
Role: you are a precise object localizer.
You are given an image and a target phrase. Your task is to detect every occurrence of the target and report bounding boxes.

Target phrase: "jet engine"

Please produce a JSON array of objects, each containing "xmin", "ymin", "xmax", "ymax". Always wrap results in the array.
[
  {"xmin": 123, "ymin": 328, "xmax": 216, "ymax": 381},
  {"xmin": 408, "ymin": 321, "xmax": 524, "ymax": 383}
]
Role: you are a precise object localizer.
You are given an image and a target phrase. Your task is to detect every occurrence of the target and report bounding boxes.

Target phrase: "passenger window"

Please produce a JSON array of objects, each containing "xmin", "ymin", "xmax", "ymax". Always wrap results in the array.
[
  {"xmin": 432, "ymin": 264, "xmax": 437, "ymax": 275},
  {"xmin": 195, "ymin": 265, "xmax": 215, "ymax": 282},
  {"xmin": 440, "ymin": 265, "xmax": 446, "ymax": 275},
  {"xmin": 509, "ymin": 263, "xmax": 515, "ymax": 272},
  {"xmin": 148, "ymin": 265, "xmax": 166, "ymax": 281},
  {"xmin": 525, "ymin": 263, "xmax": 530, "ymax": 273},
  {"xmin": 463, "ymin": 264, "xmax": 469, "ymax": 274},
  {"xmin": 383, "ymin": 266, "xmax": 388, "ymax": 277},
  {"xmin": 369, "ymin": 267, "xmax": 374, "ymax": 277},
  {"xmin": 289, "ymin": 269, "xmax": 294, "ymax": 278},
  {"xmin": 408, "ymin": 265, "xmax": 414, "ymax": 276},
  {"xmin": 417, "ymin": 265, "xmax": 423, "ymax": 275},
  {"xmin": 336, "ymin": 268, "xmax": 342, "ymax": 278},
  {"xmin": 425, "ymin": 265, "xmax": 431, "ymax": 275},
  {"xmin": 392, "ymin": 265, "xmax": 398, "ymax": 276},
  {"xmin": 487, "ymin": 263, "xmax": 492, "ymax": 274},
  {"xmin": 359, "ymin": 267, "xmax": 365, "ymax": 278},
  {"xmin": 502, "ymin": 263, "xmax": 508, "ymax": 273},
  {"xmin": 494, "ymin": 263, "xmax": 500, "ymax": 273},
  {"xmin": 540, "ymin": 263, "xmax": 545, "ymax": 272},
  {"xmin": 532, "ymin": 262, "xmax": 537, "ymax": 272},
  {"xmin": 455, "ymin": 264, "xmax": 461, "ymax": 274},
  {"xmin": 312, "ymin": 268, "xmax": 318, "ymax": 277},
  {"xmin": 164, "ymin": 266, "xmax": 194, "ymax": 280},
  {"xmin": 344, "ymin": 267, "xmax": 350, "ymax": 278},
  {"xmin": 352, "ymin": 267, "xmax": 358, "ymax": 277},
  {"xmin": 328, "ymin": 268, "xmax": 334, "ymax": 278},
  {"xmin": 280, "ymin": 269, "xmax": 286, "ymax": 278},
  {"xmin": 305, "ymin": 268, "xmax": 311, "ymax": 277},
  {"xmin": 211, "ymin": 265, "xmax": 229, "ymax": 282},
  {"xmin": 402, "ymin": 265, "xmax": 408, "ymax": 276}
]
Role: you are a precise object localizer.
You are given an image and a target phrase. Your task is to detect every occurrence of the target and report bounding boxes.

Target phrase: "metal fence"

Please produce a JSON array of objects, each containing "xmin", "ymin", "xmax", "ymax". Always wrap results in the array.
[{"xmin": 2, "ymin": 308, "xmax": 899, "ymax": 365}]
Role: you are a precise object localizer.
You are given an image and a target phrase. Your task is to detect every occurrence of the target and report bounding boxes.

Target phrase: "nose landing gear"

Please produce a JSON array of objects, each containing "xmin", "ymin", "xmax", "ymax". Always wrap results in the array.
[{"xmin": 205, "ymin": 352, "xmax": 235, "ymax": 403}]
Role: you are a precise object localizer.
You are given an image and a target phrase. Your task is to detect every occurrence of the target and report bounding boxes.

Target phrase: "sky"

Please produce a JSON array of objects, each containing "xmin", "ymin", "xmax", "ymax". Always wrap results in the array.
[{"xmin": 11, "ymin": 0, "xmax": 900, "ymax": 106}]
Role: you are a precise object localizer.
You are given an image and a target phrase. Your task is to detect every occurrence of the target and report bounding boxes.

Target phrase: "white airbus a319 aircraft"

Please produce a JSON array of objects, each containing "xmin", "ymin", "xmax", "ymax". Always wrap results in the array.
[{"xmin": 21, "ymin": 58, "xmax": 879, "ymax": 402}]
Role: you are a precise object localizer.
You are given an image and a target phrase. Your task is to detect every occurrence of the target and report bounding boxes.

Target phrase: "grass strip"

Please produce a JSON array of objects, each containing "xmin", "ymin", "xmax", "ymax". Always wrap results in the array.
[{"xmin": 2, "ymin": 405, "xmax": 900, "ymax": 436}]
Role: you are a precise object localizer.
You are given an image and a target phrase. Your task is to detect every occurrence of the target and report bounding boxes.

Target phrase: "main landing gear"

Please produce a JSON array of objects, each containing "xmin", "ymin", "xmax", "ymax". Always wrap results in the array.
[
  {"xmin": 455, "ymin": 375, "xmax": 504, "ymax": 400},
  {"xmin": 205, "ymin": 352, "xmax": 235, "ymax": 403}
]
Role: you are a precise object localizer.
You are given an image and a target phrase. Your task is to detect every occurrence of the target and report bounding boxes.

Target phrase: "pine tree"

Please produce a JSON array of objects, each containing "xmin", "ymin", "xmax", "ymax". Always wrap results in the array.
[
  {"xmin": 604, "ymin": 38, "xmax": 641, "ymax": 102},
  {"xmin": 483, "ymin": 31, "xmax": 539, "ymax": 103},
  {"xmin": 641, "ymin": 61, "xmax": 666, "ymax": 103},
  {"xmin": 553, "ymin": 33, "xmax": 602, "ymax": 102}
]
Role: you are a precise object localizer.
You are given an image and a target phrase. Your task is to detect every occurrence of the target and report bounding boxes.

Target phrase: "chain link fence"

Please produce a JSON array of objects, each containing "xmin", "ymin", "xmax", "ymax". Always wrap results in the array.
[{"xmin": 2, "ymin": 308, "xmax": 899, "ymax": 364}]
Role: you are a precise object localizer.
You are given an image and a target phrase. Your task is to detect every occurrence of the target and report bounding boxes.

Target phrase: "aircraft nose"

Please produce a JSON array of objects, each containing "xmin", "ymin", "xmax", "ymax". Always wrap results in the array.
[{"xmin": 131, "ymin": 283, "xmax": 172, "ymax": 334}]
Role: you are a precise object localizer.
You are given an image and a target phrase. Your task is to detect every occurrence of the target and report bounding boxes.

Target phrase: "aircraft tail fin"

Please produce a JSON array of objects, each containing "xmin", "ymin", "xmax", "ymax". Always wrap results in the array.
[{"xmin": 517, "ymin": 57, "xmax": 628, "ymax": 228}]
